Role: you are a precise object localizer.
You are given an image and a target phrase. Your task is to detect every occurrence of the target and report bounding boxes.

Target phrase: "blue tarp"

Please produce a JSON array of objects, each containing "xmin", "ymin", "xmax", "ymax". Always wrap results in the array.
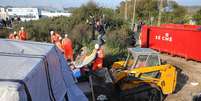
[{"xmin": 0, "ymin": 39, "xmax": 88, "ymax": 101}]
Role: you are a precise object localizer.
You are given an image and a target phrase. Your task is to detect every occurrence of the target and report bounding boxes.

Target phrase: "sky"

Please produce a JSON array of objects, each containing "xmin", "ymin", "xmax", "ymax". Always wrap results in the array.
[{"xmin": 0, "ymin": 0, "xmax": 201, "ymax": 9}]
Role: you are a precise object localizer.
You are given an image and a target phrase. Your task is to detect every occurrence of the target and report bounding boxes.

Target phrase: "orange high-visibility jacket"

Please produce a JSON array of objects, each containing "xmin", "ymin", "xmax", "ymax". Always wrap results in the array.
[
  {"xmin": 92, "ymin": 48, "xmax": 104, "ymax": 71},
  {"xmin": 18, "ymin": 31, "xmax": 27, "ymax": 40},
  {"xmin": 55, "ymin": 41, "xmax": 64, "ymax": 53},
  {"xmin": 8, "ymin": 34, "xmax": 19, "ymax": 40},
  {"xmin": 62, "ymin": 38, "xmax": 73, "ymax": 61},
  {"xmin": 51, "ymin": 33, "xmax": 61, "ymax": 43},
  {"xmin": 8, "ymin": 34, "xmax": 15, "ymax": 39}
]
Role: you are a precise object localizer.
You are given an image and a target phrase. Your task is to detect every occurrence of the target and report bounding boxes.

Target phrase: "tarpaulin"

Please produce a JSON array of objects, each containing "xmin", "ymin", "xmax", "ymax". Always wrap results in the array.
[{"xmin": 0, "ymin": 39, "xmax": 88, "ymax": 101}]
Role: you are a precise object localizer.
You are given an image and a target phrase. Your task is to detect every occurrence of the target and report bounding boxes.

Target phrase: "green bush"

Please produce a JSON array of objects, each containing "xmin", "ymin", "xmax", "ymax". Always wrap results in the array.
[
  {"xmin": 13, "ymin": 2, "xmax": 131, "ymax": 67},
  {"xmin": 193, "ymin": 9, "xmax": 201, "ymax": 25}
]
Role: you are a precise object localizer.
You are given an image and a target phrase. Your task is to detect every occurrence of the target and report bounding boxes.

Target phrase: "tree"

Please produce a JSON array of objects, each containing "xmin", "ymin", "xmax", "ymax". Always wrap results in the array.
[
  {"xmin": 162, "ymin": 1, "xmax": 187, "ymax": 24},
  {"xmin": 117, "ymin": 0, "xmax": 187, "ymax": 25},
  {"xmin": 193, "ymin": 8, "xmax": 201, "ymax": 25}
]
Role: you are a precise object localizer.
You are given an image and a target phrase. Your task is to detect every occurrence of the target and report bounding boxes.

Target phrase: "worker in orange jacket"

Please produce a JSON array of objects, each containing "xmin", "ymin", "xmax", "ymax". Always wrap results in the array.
[
  {"xmin": 55, "ymin": 37, "xmax": 64, "ymax": 53},
  {"xmin": 9, "ymin": 31, "xmax": 19, "ymax": 40},
  {"xmin": 62, "ymin": 34, "xmax": 74, "ymax": 61},
  {"xmin": 92, "ymin": 44, "xmax": 104, "ymax": 72},
  {"xmin": 18, "ymin": 27, "xmax": 28, "ymax": 40},
  {"xmin": 50, "ymin": 31, "xmax": 61, "ymax": 43}
]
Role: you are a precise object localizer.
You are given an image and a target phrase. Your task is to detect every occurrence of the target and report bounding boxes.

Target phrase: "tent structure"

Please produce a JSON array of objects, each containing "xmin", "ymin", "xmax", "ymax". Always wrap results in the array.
[{"xmin": 0, "ymin": 39, "xmax": 88, "ymax": 101}]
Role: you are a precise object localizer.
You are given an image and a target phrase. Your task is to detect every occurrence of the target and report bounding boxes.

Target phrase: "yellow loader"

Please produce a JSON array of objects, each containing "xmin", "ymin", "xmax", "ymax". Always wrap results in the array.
[
  {"xmin": 78, "ymin": 48, "xmax": 177, "ymax": 101},
  {"xmin": 107, "ymin": 48, "xmax": 177, "ymax": 101}
]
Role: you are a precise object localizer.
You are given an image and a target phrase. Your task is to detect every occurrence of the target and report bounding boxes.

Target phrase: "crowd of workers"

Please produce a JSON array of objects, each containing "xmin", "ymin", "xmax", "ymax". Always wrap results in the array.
[
  {"xmin": 50, "ymin": 31, "xmax": 74, "ymax": 62},
  {"xmin": 6, "ymin": 15, "xmax": 144, "ymax": 79},
  {"xmin": 8, "ymin": 27, "xmax": 28, "ymax": 40},
  {"xmin": 0, "ymin": 17, "xmax": 21, "ymax": 28},
  {"xmin": 49, "ymin": 30, "xmax": 104, "ymax": 73},
  {"xmin": 7, "ymin": 15, "xmax": 107, "ymax": 79},
  {"xmin": 7, "ymin": 26, "xmax": 104, "ymax": 76}
]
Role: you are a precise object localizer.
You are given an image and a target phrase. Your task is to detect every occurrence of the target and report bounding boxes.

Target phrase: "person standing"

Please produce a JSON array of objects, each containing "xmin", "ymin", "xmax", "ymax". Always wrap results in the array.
[
  {"xmin": 50, "ymin": 31, "xmax": 61, "ymax": 43},
  {"xmin": 92, "ymin": 44, "xmax": 104, "ymax": 72},
  {"xmin": 18, "ymin": 27, "xmax": 28, "ymax": 40},
  {"xmin": 88, "ymin": 15, "xmax": 96, "ymax": 40},
  {"xmin": 62, "ymin": 34, "xmax": 74, "ymax": 61},
  {"xmin": 9, "ymin": 31, "xmax": 19, "ymax": 40},
  {"xmin": 95, "ymin": 19, "xmax": 105, "ymax": 45},
  {"xmin": 55, "ymin": 37, "xmax": 64, "ymax": 53}
]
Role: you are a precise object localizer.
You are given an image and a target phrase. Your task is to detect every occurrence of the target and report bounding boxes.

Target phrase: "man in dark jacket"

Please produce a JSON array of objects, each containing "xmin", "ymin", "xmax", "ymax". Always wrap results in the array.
[{"xmin": 95, "ymin": 19, "xmax": 105, "ymax": 45}]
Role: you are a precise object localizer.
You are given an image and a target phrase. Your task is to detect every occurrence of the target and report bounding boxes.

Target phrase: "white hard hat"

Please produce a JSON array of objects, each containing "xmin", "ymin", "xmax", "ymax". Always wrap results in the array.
[
  {"xmin": 59, "ymin": 37, "xmax": 62, "ymax": 40},
  {"xmin": 50, "ymin": 31, "xmax": 54, "ymax": 35},
  {"xmin": 95, "ymin": 44, "xmax": 100, "ymax": 49},
  {"xmin": 21, "ymin": 27, "xmax": 24, "ymax": 30},
  {"xmin": 65, "ymin": 34, "xmax": 68, "ymax": 38},
  {"xmin": 14, "ymin": 31, "xmax": 17, "ymax": 35}
]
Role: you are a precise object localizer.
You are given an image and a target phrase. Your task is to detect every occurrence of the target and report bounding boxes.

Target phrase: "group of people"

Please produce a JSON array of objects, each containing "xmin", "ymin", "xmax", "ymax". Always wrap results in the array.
[
  {"xmin": 6, "ymin": 15, "xmax": 110, "ymax": 81},
  {"xmin": 8, "ymin": 27, "xmax": 104, "ymax": 73},
  {"xmin": 50, "ymin": 32, "xmax": 104, "ymax": 76},
  {"xmin": 0, "ymin": 17, "xmax": 21, "ymax": 28},
  {"xmin": 8, "ymin": 27, "xmax": 28, "ymax": 40},
  {"xmin": 50, "ymin": 30, "xmax": 104, "ymax": 73},
  {"xmin": 50, "ymin": 31, "xmax": 74, "ymax": 62},
  {"xmin": 50, "ymin": 15, "xmax": 107, "ymax": 77}
]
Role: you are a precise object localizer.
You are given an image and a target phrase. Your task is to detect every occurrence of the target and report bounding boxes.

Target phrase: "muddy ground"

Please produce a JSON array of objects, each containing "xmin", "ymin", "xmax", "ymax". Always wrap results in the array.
[{"xmin": 160, "ymin": 54, "xmax": 201, "ymax": 101}]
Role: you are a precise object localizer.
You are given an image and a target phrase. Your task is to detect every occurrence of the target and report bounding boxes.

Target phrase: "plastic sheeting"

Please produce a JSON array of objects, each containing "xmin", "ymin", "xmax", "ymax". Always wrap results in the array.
[
  {"xmin": 0, "ymin": 39, "xmax": 88, "ymax": 101},
  {"xmin": 74, "ymin": 50, "xmax": 97, "ymax": 68}
]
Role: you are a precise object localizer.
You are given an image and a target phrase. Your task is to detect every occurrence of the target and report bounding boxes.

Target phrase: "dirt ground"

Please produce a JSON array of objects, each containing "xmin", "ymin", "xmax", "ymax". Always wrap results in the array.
[{"xmin": 160, "ymin": 54, "xmax": 201, "ymax": 101}]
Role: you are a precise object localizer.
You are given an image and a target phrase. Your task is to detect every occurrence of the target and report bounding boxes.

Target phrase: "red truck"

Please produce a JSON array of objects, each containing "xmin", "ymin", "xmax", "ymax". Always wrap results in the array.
[{"xmin": 140, "ymin": 24, "xmax": 201, "ymax": 62}]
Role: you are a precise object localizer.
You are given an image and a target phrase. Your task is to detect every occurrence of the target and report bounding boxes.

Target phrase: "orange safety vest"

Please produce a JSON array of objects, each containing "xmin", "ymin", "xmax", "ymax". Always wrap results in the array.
[
  {"xmin": 92, "ymin": 48, "xmax": 104, "ymax": 71},
  {"xmin": 51, "ymin": 33, "xmax": 61, "ymax": 43},
  {"xmin": 62, "ymin": 38, "xmax": 73, "ymax": 61},
  {"xmin": 8, "ymin": 34, "xmax": 19, "ymax": 40},
  {"xmin": 8, "ymin": 34, "xmax": 15, "ymax": 39},
  {"xmin": 19, "ymin": 31, "xmax": 27, "ymax": 40},
  {"xmin": 55, "ymin": 41, "xmax": 64, "ymax": 53}
]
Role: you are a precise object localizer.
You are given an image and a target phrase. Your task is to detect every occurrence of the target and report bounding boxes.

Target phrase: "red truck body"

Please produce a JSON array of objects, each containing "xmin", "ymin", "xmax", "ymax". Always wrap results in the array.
[{"xmin": 140, "ymin": 24, "xmax": 201, "ymax": 61}]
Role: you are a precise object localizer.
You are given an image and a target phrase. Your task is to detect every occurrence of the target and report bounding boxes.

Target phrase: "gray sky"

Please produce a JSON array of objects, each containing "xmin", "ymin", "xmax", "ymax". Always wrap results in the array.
[{"xmin": 0, "ymin": 0, "xmax": 201, "ymax": 9}]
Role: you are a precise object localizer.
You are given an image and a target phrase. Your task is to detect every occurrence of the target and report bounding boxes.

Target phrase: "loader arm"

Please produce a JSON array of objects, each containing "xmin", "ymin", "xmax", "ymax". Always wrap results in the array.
[{"xmin": 127, "ymin": 65, "xmax": 169, "ymax": 77}]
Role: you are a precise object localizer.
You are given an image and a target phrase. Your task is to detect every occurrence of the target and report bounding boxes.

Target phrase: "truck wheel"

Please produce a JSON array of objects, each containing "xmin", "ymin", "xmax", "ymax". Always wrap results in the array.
[{"xmin": 148, "ymin": 88, "xmax": 163, "ymax": 101}]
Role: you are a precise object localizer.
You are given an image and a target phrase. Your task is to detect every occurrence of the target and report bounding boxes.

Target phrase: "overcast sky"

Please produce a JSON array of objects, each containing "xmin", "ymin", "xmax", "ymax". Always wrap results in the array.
[{"xmin": 0, "ymin": 0, "xmax": 201, "ymax": 9}]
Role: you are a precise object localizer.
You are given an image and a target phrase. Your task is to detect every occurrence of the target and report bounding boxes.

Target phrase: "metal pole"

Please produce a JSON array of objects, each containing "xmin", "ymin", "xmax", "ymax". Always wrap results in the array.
[
  {"xmin": 132, "ymin": 0, "xmax": 137, "ymax": 28},
  {"xmin": 89, "ymin": 76, "xmax": 96, "ymax": 101},
  {"xmin": 125, "ymin": 0, "xmax": 128, "ymax": 20},
  {"xmin": 157, "ymin": 0, "xmax": 163, "ymax": 26}
]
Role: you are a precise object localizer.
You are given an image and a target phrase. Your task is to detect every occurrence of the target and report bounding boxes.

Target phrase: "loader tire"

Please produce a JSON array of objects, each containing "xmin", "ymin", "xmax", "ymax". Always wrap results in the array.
[
  {"xmin": 93, "ymin": 83, "xmax": 117, "ymax": 101},
  {"xmin": 148, "ymin": 88, "xmax": 163, "ymax": 101}
]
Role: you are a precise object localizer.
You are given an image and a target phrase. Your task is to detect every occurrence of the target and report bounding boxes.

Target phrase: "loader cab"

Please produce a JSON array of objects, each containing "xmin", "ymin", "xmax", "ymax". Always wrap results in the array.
[
  {"xmin": 128, "ymin": 48, "xmax": 161, "ymax": 69},
  {"xmin": 112, "ymin": 48, "xmax": 161, "ymax": 70}
]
